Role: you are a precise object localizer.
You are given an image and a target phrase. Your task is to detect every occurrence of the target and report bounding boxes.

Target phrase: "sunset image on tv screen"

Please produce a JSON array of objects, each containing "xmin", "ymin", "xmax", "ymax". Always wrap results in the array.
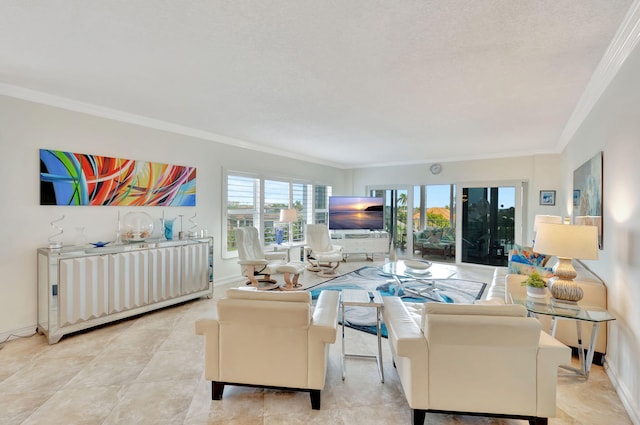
[{"xmin": 329, "ymin": 196, "xmax": 384, "ymax": 230}]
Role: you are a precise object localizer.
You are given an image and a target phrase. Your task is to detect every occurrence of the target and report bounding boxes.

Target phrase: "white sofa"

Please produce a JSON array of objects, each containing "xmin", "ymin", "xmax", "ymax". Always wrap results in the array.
[
  {"xmin": 382, "ymin": 299, "xmax": 570, "ymax": 425},
  {"xmin": 484, "ymin": 257, "xmax": 608, "ymax": 362},
  {"xmin": 195, "ymin": 288, "xmax": 340, "ymax": 409}
]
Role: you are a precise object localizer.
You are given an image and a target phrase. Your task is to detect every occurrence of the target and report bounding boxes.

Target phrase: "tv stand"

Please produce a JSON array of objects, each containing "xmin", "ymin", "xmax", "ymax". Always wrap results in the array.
[{"xmin": 331, "ymin": 231, "xmax": 389, "ymax": 261}]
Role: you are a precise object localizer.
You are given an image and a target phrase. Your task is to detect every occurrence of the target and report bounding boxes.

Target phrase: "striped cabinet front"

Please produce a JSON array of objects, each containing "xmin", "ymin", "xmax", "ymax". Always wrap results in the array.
[
  {"xmin": 109, "ymin": 250, "xmax": 149, "ymax": 314},
  {"xmin": 58, "ymin": 255, "xmax": 109, "ymax": 327}
]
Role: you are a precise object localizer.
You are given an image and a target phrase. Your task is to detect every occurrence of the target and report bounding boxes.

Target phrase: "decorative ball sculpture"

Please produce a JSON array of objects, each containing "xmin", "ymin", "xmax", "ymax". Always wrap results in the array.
[{"xmin": 122, "ymin": 212, "xmax": 154, "ymax": 242}]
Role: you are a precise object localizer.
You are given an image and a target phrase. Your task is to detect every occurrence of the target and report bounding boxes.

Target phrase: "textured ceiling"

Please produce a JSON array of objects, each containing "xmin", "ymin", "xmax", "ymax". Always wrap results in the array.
[{"xmin": 0, "ymin": 1, "xmax": 634, "ymax": 168}]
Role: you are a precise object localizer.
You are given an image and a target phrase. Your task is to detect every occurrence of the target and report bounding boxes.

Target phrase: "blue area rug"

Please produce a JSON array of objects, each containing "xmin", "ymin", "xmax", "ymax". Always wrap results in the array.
[{"xmin": 306, "ymin": 266, "xmax": 487, "ymax": 337}]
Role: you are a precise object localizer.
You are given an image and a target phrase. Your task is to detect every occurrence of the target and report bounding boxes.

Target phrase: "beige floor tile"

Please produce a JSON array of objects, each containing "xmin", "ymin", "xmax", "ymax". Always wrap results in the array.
[
  {"xmin": 0, "ymin": 391, "xmax": 55, "ymax": 425},
  {"xmin": 21, "ymin": 386, "xmax": 123, "ymax": 425},
  {"xmin": 0, "ymin": 355, "xmax": 93, "ymax": 394},
  {"xmin": 102, "ymin": 379, "xmax": 198, "ymax": 425},
  {"xmin": 65, "ymin": 353, "xmax": 152, "ymax": 387}
]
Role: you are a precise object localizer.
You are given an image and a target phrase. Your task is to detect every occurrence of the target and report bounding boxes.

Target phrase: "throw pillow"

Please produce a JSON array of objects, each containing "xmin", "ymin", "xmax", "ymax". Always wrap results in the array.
[
  {"xmin": 508, "ymin": 244, "xmax": 554, "ymax": 277},
  {"xmin": 510, "ymin": 244, "xmax": 549, "ymax": 266}
]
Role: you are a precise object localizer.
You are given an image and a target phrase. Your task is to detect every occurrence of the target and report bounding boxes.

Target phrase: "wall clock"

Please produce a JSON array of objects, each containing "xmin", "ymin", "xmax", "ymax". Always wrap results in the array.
[{"xmin": 430, "ymin": 163, "xmax": 442, "ymax": 175}]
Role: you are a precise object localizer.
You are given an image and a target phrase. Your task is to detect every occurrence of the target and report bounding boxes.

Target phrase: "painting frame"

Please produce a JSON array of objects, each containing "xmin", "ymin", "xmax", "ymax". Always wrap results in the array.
[
  {"xmin": 539, "ymin": 190, "xmax": 556, "ymax": 206},
  {"xmin": 573, "ymin": 151, "xmax": 603, "ymax": 249}
]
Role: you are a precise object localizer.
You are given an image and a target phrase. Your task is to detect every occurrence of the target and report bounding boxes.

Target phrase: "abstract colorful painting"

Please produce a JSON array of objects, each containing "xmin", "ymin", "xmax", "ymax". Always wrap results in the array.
[{"xmin": 40, "ymin": 149, "xmax": 196, "ymax": 206}]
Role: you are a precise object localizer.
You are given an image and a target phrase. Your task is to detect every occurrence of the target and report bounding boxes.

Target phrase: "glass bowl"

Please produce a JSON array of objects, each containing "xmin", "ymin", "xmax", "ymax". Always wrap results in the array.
[{"xmin": 122, "ymin": 212, "xmax": 154, "ymax": 242}]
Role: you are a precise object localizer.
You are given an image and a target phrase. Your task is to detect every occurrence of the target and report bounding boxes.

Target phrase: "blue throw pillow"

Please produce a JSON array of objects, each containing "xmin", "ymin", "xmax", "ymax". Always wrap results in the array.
[
  {"xmin": 509, "ymin": 244, "xmax": 553, "ymax": 276},
  {"xmin": 510, "ymin": 244, "xmax": 549, "ymax": 266}
]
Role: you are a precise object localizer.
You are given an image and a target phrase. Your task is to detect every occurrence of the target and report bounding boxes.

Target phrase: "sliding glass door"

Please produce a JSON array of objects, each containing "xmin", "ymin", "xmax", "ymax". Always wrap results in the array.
[
  {"xmin": 369, "ymin": 187, "xmax": 410, "ymax": 256},
  {"xmin": 460, "ymin": 185, "xmax": 517, "ymax": 266},
  {"xmin": 368, "ymin": 182, "xmax": 522, "ymax": 265}
]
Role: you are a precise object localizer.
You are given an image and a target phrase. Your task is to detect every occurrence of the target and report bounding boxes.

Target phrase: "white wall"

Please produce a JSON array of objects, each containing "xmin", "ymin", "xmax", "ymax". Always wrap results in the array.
[
  {"xmin": 561, "ymin": 42, "xmax": 640, "ymax": 423},
  {"xmin": 0, "ymin": 95, "xmax": 347, "ymax": 338}
]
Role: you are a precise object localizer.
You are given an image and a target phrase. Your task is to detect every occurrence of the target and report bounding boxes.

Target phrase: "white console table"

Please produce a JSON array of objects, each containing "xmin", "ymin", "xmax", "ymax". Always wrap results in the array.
[
  {"xmin": 331, "ymin": 232, "xmax": 389, "ymax": 261},
  {"xmin": 37, "ymin": 238, "xmax": 213, "ymax": 344}
]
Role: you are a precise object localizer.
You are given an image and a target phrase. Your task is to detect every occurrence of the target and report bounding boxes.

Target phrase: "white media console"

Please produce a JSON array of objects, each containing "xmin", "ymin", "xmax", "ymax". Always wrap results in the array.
[{"xmin": 330, "ymin": 231, "xmax": 389, "ymax": 260}]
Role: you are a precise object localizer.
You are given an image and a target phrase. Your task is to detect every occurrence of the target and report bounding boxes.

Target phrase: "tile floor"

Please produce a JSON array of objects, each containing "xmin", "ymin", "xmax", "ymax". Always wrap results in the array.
[{"xmin": 0, "ymin": 260, "xmax": 632, "ymax": 425}]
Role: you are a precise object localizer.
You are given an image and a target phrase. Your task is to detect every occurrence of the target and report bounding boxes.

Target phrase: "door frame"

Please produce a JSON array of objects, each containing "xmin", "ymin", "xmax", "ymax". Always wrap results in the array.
[
  {"xmin": 367, "ymin": 185, "xmax": 415, "ymax": 257},
  {"xmin": 455, "ymin": 180, "xmax": 527, "ymax": 264}
]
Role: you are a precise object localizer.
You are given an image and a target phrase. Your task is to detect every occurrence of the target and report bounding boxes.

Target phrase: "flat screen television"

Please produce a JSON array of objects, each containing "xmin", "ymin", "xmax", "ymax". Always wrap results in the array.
[{"xmin": 328, "ymin": 196, "xmax": 385, "ymax": 230}]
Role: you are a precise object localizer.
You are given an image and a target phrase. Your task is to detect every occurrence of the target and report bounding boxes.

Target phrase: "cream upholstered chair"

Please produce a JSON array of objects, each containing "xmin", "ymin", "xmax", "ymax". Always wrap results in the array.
[
  {"xmin": 195, "ymin": 288, "xmax": 340, "ymax": 409},
  {"xmin": 383, "ymin": 300, "xmax": 570, "ymax": 425},
  {"xmin": 236, "ymin": 226, "xmax": 288, "ymax": 290},
  {"xmin": 304, "ymin": 224, "xmax": 343, "ymax": 277}
]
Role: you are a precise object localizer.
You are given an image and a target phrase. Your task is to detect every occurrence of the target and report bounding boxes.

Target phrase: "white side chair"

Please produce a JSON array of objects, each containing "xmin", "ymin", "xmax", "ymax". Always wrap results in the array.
[
  {"xmin": 383, "ymin": 300, "xmax": 570, "ymax": 425},
  {"xmin": 195, "ymin": 288, "xmax": 340, "ymax": 409},
  {"xmin": 304, "ymin": 224, "xmax": 343, "ymax": 277}
]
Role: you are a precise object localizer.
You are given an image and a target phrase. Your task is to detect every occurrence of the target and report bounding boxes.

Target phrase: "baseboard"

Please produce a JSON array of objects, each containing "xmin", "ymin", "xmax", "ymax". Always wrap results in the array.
[
  {"xmin": 0, "ymin": 325, "xmax": 38, "ymax": 347},
  {"xmin": 605, "ymin": 361, "xmax": 640, "ymax": 425}
]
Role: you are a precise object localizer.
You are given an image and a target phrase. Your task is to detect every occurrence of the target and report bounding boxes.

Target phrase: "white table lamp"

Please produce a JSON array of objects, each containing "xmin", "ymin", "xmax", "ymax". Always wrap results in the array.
[
  {"xmin": 279, "ymin": 208, "xmax": 298, "ymax": 244},
  {"xmin": 533, "ymin": 223, "xmax": 599, "ymax": 302}
]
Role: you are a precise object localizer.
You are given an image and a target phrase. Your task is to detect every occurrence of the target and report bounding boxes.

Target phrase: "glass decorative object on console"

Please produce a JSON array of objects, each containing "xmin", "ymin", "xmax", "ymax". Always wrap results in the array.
[
  {"xmin": 122, "ymin": 212, "xmax": 154, "ymax": 242},
  {"xmin": 48, "ymin": 215, "xmax": 65, "ymax": 249},
  {"xmin": 115, "ymin": 210, "xmax": 123, "ymax": 244},
  {"xmin": 164, "ymin": 218, "xmax": 176, "ymax": 240},
  {"xmin": 74, "ymin": 226, "xmax": 87, "ymax": 246},
  {"xmin": 188, "ymin": 213, "xmax": 199, "ymax": 238}
]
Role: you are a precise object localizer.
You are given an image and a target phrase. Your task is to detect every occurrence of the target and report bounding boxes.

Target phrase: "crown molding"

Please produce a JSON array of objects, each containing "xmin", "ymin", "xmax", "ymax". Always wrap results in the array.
[
  {"xmin": 557, "ymin": 0, "xmax": 640, "ymax": 151},
  {"xmin": 0, "ymin": 83, "xmax": 345, "ymax": 169}
]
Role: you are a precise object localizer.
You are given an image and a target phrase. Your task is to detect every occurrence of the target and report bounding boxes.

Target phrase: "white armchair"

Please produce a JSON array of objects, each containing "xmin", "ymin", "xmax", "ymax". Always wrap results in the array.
[
  {"xmin": 383, "ymin": 300, "xmax": 570, "ymax": 425},
  {"xmin": 304, "ymin": 224, "xmax": 343, "ymax": 277},
  {"xmin": 195, "ymin": 288, "xmax": 340, "ymax": 409},
  {"xmin": 236, "ymin": 226, "xmax": 290, "ymax": 290}
]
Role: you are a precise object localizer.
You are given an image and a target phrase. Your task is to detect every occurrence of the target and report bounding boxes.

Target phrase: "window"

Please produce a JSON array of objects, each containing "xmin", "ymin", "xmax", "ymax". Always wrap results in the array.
[
  {"xmin": 313, "ymin": 185, "xmax": 330, "ymax": 225},
  {"xmin": 264, "ymin": 179, "xmax": 290, "ymax": 244},
  {"xmin": 225, "ymin": 174, "xmax": 260, "ymax": 255},
  {"xmin": 224, "ymin": 171, "xmax": 331, "ymax": 258}
]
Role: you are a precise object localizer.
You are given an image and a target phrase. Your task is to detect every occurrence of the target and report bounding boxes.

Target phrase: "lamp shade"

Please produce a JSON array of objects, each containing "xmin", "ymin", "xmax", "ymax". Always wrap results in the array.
[
  {"xmin": 279, "ymin": 208, "xmax": 297, "ymax": 223},
  {"xmin": 533, "ymin": 214, "xmax": 562, "ymax": 232},
  {"xmin": 533, "ymin": 223, "xmax": 599, "ymax": 260}
]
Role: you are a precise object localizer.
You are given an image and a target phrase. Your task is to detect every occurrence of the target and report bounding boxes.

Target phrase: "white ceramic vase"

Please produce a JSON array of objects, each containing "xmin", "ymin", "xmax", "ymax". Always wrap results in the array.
[{"xmin": 526, "ymin": 286, "xmax": 547, "ymax": 298}]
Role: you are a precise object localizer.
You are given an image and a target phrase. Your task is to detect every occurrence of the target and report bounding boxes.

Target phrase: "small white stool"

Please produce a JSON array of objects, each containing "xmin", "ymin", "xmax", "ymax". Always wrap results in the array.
[{"xmin": 277, "ymin": 262, "xmax": 305, "ymax": 290}]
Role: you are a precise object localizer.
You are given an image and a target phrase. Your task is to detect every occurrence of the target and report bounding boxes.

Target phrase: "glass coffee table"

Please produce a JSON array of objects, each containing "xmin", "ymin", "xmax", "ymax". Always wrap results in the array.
[{"xmin": 378, "ymin": 259, "xmax": 456, "ymax": 302}]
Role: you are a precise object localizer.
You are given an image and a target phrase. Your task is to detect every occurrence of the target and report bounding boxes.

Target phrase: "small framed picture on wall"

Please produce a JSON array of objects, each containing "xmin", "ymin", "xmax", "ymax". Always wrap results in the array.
[
  {"xmin": 573, "ymin": 189, "xmax": 580, "ymax": 207},
  {"xmin": 539, "ymin": 190, "xmax": 556, "ymax": 206}
]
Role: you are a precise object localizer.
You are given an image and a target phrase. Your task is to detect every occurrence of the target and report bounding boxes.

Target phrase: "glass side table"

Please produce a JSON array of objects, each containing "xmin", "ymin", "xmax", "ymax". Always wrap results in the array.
[
  {"xmin": 510, "ymin": 295, "xmax": 616, "ymax": 379},
  {"xmin": 340, "ymin": 289, "xmax": 384, "ymax": 383}
]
